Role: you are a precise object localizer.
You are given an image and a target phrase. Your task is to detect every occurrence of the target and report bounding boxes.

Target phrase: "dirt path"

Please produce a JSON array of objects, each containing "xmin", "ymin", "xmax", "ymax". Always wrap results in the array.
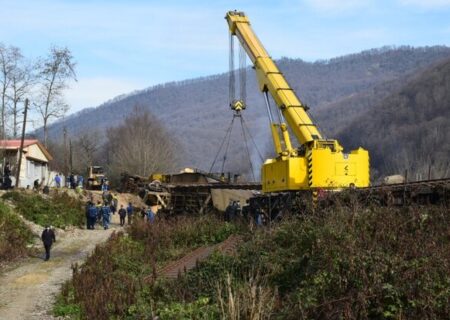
[{"xmin": 0, "ymin": 202, "xmax": 128, "ymax": 320}]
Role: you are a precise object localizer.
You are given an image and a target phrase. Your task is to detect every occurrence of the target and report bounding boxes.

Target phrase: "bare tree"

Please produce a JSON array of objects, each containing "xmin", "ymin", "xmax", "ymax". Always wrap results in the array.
[
  {"xmin": 7, "ymin": 53, "xmax": 35, "ymax": 137},
  {"xmin": 0, "ymin": 44, "xmax": 20, "ymax": 139},
  {"xmin": 36, "ymin": 46, "xmax": 76, "ymax": 147},
  {"xmin": 106, "ymin": 107, "xmax": 180, "ymax": 183},
  {"xmin": 71, "ymin": 130, "xmax": 102, "ymax": 174}
]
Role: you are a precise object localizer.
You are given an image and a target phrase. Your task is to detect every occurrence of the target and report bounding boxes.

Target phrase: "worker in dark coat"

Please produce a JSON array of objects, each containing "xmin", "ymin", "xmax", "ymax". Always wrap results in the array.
[
  {"xmin": 41, "ymin": 226, "xmax": 56, "ymax": 261},
  {"xmin": 69, "ymin": 174, "xmax": 75, "ymax": 189},
  {"xmin": 224, "ymin": 200, "xmax": 234, "ymax": 222},
  {"xmin": 3, "ymin": 162, "xmax": 11, "ymax": 177},
  {"xmin": 118, "ymin": 205, "xmax": 127, "ymax": 226}
]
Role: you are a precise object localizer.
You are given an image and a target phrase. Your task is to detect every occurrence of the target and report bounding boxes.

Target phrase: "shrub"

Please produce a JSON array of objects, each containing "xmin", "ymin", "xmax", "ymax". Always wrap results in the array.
[
  {"xmin": 238, "ymin": 205, "xmax": 450, "ymax": 319},
  {"xmin": 56, "ymin": 215, "xmax": 240, "ymax": 319},
  {"xmin": 2, "ymin": 191, "xmax": 85, "ymax": 228},
  {"xmin": 56, "ymin": 203, "xmax": 450, "ymax": 319},
  {"xmin": 0, "ymin": 201, "xmax": 33, "ymax": 262}
]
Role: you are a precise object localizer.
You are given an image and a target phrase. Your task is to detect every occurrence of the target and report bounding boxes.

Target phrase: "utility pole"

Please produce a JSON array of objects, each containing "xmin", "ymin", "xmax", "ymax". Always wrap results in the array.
[
  {"xmin": 69, "ymin": 139, "xmax": 73, "ymax": 174},
  {"xmin": 15, "ymin": 99, "xmax": 29, "ymax": 188},
  {"xmin": 63, "ymin": 127, "xmax": 68, "ymax": 176}
]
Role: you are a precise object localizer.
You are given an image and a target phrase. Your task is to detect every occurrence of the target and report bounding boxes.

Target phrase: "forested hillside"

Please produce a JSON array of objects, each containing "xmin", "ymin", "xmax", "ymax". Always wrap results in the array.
[
  {"xmin": 337, "ymin": 56, "xmax": 450, "ymax": 180},
  {"xmin": 41, "ymin": 46, "xmax": 450, "ymax": 180}
]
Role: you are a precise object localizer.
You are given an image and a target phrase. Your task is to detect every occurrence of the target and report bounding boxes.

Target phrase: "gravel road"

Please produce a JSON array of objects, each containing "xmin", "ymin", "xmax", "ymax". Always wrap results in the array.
[{"xmin": 0, "ymin": 193, "xmax": 137, "ymax": 320}]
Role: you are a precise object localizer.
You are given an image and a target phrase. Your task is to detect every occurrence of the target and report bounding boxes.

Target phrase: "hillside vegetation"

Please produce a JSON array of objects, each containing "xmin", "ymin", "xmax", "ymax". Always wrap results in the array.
[
  {"xmin": 41, "ymin": 46, "xmax": 450, "ymax": 180},
  {"xmin": 338, "ymin": 57, "xmax": 450, "ymax": 179},
  {"xmin": 55, "ymin": 204, "xmax": 449, "ymax": 319},
  {"xmin": 1, "ymin": 191, "xmax": 85, "ymax": 228},
  {"xmin": 54, "ymin": 216, "xmax": 240, "ymax": 319},
  {"xmin": 0, "ymin": 201, "xmax": 33, "ymax": 264}
]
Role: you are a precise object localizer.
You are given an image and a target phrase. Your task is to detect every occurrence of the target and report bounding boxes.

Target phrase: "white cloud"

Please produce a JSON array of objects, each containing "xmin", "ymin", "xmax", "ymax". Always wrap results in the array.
[
  {"xmin": 65, "ymin": 77, "xmax": 144, "ymax": 113},
  {"xmin": 399, "ymin": 0, "xmax": 450, "ymax": 8}
]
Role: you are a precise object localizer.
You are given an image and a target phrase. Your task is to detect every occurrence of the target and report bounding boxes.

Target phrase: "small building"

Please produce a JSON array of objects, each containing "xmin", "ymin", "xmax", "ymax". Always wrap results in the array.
[{"xmin": 0, "ymin": 139, "xmax": 53, "ymax": 188}]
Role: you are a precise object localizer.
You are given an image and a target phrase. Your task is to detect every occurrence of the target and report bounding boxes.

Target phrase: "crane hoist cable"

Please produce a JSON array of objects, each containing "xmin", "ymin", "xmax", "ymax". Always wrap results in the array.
[
  {"xmin": 239, "ymin": 42, "xmax": 246, "ymax": 104},
  {"xmin": 241, "ymin": 116, "xmax": 263, "ymax": 162},
  {"xmin": 209, "ymin": 32, "xmax": 260, "ymax": 181},
  {"xmin": 221, "ymin": 117, "xmax": 235, "ymax": 173},
  {"xmin": 228, "ymin": 33, "xmax": 235, "ymax": 108},
  {"xmin": 229, "ymin": 34, "xmax": 246, "ymax": 110},
  {"xmin": 209, "ymin": 115, "xmax": 236, "ymax": 173},
  {"xmin": 208, "ymin": 111, "xmax": 261, "ymax": 182},
  {"xmin": 239, "ymin": 115, "xmax": 256, "ymax": 181}
]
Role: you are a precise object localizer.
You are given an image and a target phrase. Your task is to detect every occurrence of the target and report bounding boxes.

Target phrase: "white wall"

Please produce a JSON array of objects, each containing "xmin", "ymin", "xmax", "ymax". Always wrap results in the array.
[{"xmin": 19, "ymin": 159, "xmax": 47, "ymax": 188}]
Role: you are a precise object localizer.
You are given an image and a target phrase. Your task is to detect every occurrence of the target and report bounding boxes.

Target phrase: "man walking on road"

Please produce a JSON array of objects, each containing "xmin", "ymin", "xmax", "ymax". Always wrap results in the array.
[
  {"xmin": 87, "ymin": 202, "xmax": 98, "ymax": 229},
  {"xmin": 118, "ymin": 204, "xmax": 127, "ymax": 226},
  {"xmin": 41, "ymin": 226, "xmax": 56, "ymax": 261}
]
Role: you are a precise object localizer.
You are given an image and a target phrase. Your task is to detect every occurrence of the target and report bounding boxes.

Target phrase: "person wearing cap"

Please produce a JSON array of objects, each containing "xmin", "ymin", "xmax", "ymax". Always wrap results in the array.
[{"xmin": 41, "ymin": 225, "xmax": 56, "ymax": 261}]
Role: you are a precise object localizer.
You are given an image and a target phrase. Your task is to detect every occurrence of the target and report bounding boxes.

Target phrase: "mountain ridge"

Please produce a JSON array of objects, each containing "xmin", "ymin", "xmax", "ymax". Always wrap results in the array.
[{"xmin": 41, "ymin": 45, "xmax": 450, "ymax": 179}]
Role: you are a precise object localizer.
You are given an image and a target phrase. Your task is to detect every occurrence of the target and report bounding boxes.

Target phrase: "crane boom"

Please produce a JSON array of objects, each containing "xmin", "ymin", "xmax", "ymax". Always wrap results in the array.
[
  {"xmin": 226, "ymin": 12, "xmax": 322, "ymax": 145},
  {"xmin": 226, "ymin": 11, "xmax": 370, "ymax": 192}
]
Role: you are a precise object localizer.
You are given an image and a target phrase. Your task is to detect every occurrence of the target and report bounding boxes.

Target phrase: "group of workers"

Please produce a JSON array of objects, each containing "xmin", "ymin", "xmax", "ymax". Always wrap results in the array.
[
  {"xmin": 224, "ymin": 199, "xmax": 269, "ymax": 226},
  {"xmin": 53, "ymin": 173, "xmax": 85, "ymax": 189},
  {"xmin": 85, "ymin": 193, "xmax": 156, "ymax": 230}
]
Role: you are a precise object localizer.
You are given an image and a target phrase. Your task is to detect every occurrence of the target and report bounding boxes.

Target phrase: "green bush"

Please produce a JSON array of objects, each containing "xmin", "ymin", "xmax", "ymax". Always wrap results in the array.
[
  {"xmin": 237, "ymin": 205, "xmax": 450, "ymax": 319},
  {"xmin": 56, "ymin": 215, "xmax": 241, "ymax": 319},
  {"xmin": 0, "ymin": 200, "xmax": 33, "ymax": 262},
  {"xmin": 56, "ymin": 203, "xmax": 450, "ymax": 319},
  {"xmin": 53, "ymin": 282, "xmax": 82, "ymax": 318},
  {"xmin": 2, "ymin": 191, "xmax": 85, "ymax": 228}
]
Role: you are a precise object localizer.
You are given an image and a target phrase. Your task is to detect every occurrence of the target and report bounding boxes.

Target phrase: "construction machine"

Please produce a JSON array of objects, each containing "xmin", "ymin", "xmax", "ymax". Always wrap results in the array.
[
  {"xmin": 86, "ymin": 166, "xmax": 106, "ymax": 190},
  {"xmin": 225, "ymin": 11, "xmax": 369, "ymax": 193}
]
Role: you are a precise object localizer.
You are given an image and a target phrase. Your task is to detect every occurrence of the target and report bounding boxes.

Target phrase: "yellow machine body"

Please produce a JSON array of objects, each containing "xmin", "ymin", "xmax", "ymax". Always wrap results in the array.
[
  {"xmin": 226, "ymin": 11, "xmax": 370, "ymax": 192},
  {"xmin": 262, "ymin": 148, "xmax": 369, "ymax": 192}
]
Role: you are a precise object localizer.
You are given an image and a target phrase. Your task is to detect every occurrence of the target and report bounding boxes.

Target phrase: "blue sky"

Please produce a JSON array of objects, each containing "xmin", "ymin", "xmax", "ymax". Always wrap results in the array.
[{"xmin": 1, "ymin": 0, "xmax": 450, "ymax": 114}]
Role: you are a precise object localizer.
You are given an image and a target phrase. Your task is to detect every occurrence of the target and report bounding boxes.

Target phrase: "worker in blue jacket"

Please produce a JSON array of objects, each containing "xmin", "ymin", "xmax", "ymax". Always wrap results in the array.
[
  {"xmin": 101, "ymin": 203, "xmax": 111, "ymax": 230},
  {"xmin": 87, "ymin": 203, "xmax": 98, "ymax": 230},
  {"xmin": 146, "ymin": 206, "xmax": 155, "ymax": 223}
]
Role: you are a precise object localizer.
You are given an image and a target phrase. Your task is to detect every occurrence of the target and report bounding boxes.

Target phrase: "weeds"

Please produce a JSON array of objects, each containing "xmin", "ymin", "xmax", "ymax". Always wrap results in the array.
[
  {"xmin": 56, "ymin": 215, "xmax": 240, "ymax": 319},
  {"xmin": 238, "ymin": 205, "xmax": 450, "ymax": 319},
  {"xmin": 55, "ymin": 204, "xmax": 450, "ymax": 319},
  {"xmin": 0, "ymin": 200, "xmax": 34, "ymax": 263},
  {"xmin": 2, "ymin": 191, "xmax": 85, "ymax": 228}
]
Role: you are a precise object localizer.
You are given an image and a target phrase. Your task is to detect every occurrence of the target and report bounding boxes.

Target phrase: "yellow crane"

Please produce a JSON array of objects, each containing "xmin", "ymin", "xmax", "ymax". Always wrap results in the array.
[{"xmin": 226, "ymin": 11, "xmax": 370, "ymax": 192}]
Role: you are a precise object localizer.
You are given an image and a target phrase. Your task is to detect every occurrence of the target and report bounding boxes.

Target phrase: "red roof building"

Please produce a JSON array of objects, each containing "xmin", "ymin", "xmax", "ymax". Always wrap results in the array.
[{"xmin": 0, "ymin": 139, "xmax": 53, "ymax": 188}]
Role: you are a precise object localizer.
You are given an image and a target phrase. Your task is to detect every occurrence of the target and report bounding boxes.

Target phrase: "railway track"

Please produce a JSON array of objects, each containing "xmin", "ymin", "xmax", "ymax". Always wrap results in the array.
[
  {"xmin": 142, "ymin": 177, "xmax": 449, "ymax": 217},
  {"xmin": 152, "ymin": 235, "xmax": 242, "ymax": 280},
  {"xmin": 356, "ymin": 178, "xmax": 450, "ymax": 205},
  {"xmin": 161, "ymin": 177, "xmax": 449, "ymax": 194}
]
